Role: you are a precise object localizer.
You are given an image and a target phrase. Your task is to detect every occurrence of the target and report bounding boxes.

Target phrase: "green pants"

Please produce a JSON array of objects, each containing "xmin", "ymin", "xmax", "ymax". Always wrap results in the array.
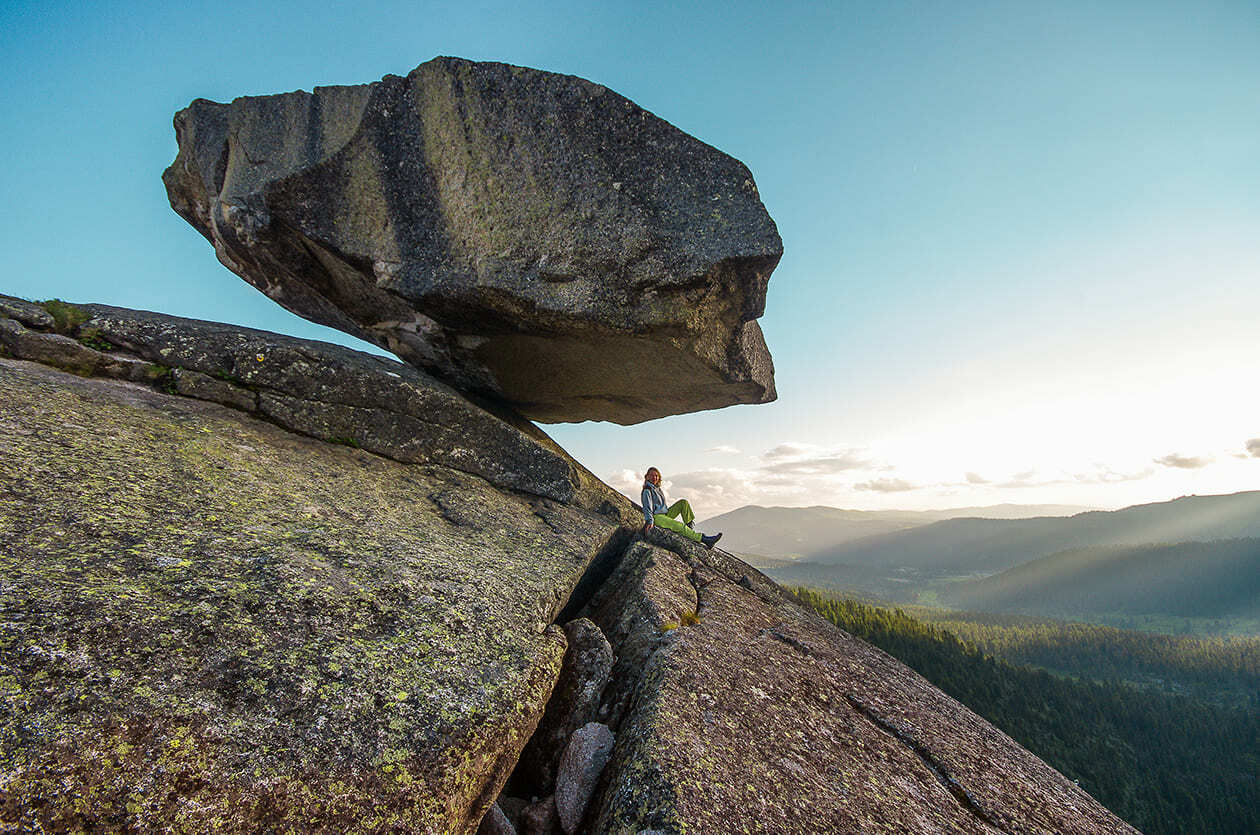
[{"xmin": 653, "ymin": 499, "xmax": 701, "ymax": 542}]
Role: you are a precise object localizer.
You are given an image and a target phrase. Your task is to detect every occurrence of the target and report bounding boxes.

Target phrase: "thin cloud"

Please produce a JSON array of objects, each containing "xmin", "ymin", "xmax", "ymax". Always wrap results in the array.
[
  {"xmin": 1153, "ymin": 453, "xmax": 1213, "ymax": 470},
  {"xmin": 706, "ymin": 445, "xmax": 742, "ymax": 455},
  {"xmin": 1246, "ymin": 438, "xmax": 1260, "ymax": 458},
  {"xmin": 997, "ymin": 470, "xmax": 1045, "ymax": 489},
  {"xmin": 854, "ymin": 477, "xmax": 918, "ymax": 493},
  {"xmin": 1071, "ymin": 463, "xmax": 1155, "ymax": 484},
  {"xmin": 761, "ymin": 442, "xmax": 818, "ymax": 462},
  {"xmin": 965, "ymin": 471, "xmax": 990, "ymax": 484},
  {"xmin": 761, "ymin": 452, "xmax": 870, "ymax": 475}
]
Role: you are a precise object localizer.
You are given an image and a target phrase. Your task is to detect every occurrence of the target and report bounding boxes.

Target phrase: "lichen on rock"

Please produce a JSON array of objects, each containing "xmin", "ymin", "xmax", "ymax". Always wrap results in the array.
[{"xmin": 0, "ymin": 358, "xmax": 620, "ymax": 833}]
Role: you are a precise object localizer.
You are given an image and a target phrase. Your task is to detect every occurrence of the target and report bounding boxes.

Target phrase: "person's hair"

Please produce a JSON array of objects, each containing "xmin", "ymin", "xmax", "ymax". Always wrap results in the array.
[{"xmin": 645, "ymin": 467, "xmax": 660, "ymax": 483}]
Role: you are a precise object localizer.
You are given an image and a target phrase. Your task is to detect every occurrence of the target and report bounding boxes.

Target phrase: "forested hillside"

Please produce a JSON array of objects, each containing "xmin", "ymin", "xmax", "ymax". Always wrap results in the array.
[
  {"xmin": 944, "ymin": 538, "xmax": 1260, "ymax": 621},
  {"xmin": 795, "ymin": 589, "xmax": 1260, "ymax": 835},
  {"xmin": 913, "ymin": 607, "xmax": 1260, "ymax": 705}
]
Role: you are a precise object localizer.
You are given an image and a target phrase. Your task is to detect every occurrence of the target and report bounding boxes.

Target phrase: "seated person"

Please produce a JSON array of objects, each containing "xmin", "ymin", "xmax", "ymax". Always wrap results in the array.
[{"xmin": 640, "ymin": 466, "xmax": 722, "ymax": 549}]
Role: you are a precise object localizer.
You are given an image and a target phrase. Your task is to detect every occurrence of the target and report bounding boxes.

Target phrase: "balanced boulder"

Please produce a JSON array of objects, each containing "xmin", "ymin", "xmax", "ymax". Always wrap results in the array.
[{"xmin": 163, "ymin": 56, "xmax": 781, "ymax": 424}]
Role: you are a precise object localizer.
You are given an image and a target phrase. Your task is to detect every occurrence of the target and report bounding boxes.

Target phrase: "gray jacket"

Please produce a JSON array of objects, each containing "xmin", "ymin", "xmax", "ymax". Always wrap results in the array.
[{"xmin": 641, "ymin": 481, "xmax": 667, "ymax": 526}]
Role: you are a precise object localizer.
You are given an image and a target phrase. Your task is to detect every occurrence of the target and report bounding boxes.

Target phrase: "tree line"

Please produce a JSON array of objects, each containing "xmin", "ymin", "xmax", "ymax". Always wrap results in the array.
[{"xmin": 793, "ymin": 588, "xmax": 1260, "ymax": 835}]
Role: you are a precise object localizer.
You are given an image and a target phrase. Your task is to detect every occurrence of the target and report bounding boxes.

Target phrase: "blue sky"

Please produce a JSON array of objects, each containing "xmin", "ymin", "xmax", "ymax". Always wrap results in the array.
[{"xmin": 3, "ymin": 1, "xmax": 1258, "ymax": 514}]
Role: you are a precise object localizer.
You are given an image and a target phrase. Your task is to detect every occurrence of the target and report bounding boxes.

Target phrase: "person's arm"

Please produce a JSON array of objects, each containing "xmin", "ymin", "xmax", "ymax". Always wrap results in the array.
[{"xmin": 640, "ymin": 486, "xmax": 655, "ymax": 529}]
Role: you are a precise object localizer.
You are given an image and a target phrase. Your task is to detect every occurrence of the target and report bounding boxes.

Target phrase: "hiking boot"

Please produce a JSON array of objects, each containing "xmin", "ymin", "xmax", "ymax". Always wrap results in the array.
[{"xmin": 701, "ymin": 532, "xmax": 722, "ymax": 549}]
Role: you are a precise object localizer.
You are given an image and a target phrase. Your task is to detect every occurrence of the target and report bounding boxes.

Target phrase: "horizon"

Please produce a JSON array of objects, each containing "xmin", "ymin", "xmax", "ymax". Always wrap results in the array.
[
  {"xmin": 693, "ymin": 486, "xmax": 1260, "ymax": 522},
  {"xmin": 2, "ymin": 1, "xmax": 1256, "ymax": 517}
]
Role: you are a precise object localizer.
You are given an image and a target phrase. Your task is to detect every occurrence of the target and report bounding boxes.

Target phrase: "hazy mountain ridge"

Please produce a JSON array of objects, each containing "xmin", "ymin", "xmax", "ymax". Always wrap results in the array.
[
  {"xmin": 756, "ymin": 491, "xmax": 1260, "ymax": 628},
  {"xmin": 946, "ymin": 537, "xmax": 1260, "ymax": 620},
  {"xmin": 702, "ymin": 502, "xmax": 1094, "ymax": 560},
  {"xmin": 809, "ymin": 490, "xmax": 1260, "ymax": 573}
]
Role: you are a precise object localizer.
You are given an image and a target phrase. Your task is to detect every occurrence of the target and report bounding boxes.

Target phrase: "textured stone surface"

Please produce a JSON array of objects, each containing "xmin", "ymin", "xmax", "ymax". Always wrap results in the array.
[
  {"xmin": 0, "ymin": 358, "xmax": 619, "ymax": 834},
  {"xmin": 0, "ymin": 297, "xmax": 1139, "ymax": 834},
  {"xmin": 171, "ymin": 367, "xmax": 258, "ymax": 411},
  {"xmin": 0, "ymin": 294, "xmax": 54, "ymax": 329},
  {"xmin": 554, "ymin": 722, "xmax": 615, "ymax": 834},
  {"xmin": 583, "ymin": 537, "xmax": 1138, "ymax": 835},
  {"xmin": 0, "ymin": 297, "xmax": 642, "ymax": 521},
  {"xmin": 477, "ymin": 802, "xmax": 517, "ymax": 835},
  {"xmin": 520, "ymin": 795, "xmax": 559, "ymax": 835},
  {"xmin": 163, "ymin": 56, "xmax": 781, "ymax": 424}
]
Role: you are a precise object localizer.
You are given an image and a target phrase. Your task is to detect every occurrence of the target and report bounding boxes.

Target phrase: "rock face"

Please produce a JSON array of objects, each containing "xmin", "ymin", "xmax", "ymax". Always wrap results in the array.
[
  {"xmin": 162, "ymin": 56, "xmax": 781, "ymax": 424},
  {"xmin": 581, "ymin": 532, "xmax": 1139, "ymax": 834},
  {"xmin": 512, "ymin": 617, "xmax": 614, "ymax": 792},
  {"xmin": 0, "ymin": 353, "xmax": 626, "ymax": 833},
  {"xmin": 0, "ymin": 296, "xmax": 633, "ymax": 518},
  {"xmin": 1, "ymin": 298, "xmax": 1136, "ymax": 833}
]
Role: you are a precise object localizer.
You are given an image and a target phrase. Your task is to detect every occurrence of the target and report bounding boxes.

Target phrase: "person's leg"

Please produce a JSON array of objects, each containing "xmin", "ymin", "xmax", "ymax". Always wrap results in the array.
[
  {"xmin": 661, "ymin": 499, "xmax": 695, "ymax": 527},
  {"xmin": 652, "ymin": 513, "xmax": 703, "ymax": 542}
]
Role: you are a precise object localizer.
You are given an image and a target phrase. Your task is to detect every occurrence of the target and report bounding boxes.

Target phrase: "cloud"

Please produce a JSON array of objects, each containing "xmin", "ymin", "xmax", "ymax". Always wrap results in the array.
[
  {"xmin": 965, "ymin": 471, "xmax": 990, "ymax": 484},
  {"xmin": 1246, "ymin": 438, "xmax": 1260, "ymax": 458},
  {"xmin": 761, "ymin": 442, "xmax": 819, "ymax": 461},
  {"xmin": 1072, "ymin": 465, "xmax": 1154, "ymax": 484},
  {"xmin": 997, "ymin": 470, "xmax": 1045, "ymax": 488},
  {"xmin": 663, "ymin": 468, "xmax": 784, "ymax": 514},
  {"xmin": 607, "ymin": 468, "xmax": 644, "ymax": 500},
  {"xmin": 760, "ymin": 450, "xmax": 870, "ymax": 475},
  {"xmin": 854, "ymin": 477, "xmax": 918, "ymax": 493},
  {"xmin": 706, "ymin": 445, "xmax": 742, "ymax": 455},
  {"xmin": 1153, "ymin": 453, "xmax": 1213, "ymax": 470}
]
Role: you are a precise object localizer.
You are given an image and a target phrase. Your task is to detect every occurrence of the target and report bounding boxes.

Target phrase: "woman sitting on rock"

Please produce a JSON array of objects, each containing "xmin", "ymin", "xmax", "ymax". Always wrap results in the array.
[{"xmin": 641, "ymin": 467, "xmax": 722, "ymax": 548}]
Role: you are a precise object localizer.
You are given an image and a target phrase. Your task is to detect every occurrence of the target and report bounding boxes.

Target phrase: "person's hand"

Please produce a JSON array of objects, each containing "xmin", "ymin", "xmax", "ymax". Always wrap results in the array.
[{"xmin": 644, "ymin": 522, "xmax": 654, "ymax": 532}]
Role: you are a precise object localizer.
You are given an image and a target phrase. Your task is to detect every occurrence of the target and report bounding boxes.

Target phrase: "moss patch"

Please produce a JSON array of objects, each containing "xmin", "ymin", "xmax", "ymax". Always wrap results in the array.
[{"xmin": 37, "ymin": 299, "xmax": 90, "ymax": 335}]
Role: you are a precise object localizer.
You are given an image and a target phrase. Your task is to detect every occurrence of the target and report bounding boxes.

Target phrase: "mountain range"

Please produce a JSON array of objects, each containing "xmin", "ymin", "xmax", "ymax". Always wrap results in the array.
[
  {"xmin": 724, "ymin": 491, "xmax": 1260, "ymax": 626},
  {"xmin": 700, "ymin": 502, "xmax": 1093, "ymax": 560}
]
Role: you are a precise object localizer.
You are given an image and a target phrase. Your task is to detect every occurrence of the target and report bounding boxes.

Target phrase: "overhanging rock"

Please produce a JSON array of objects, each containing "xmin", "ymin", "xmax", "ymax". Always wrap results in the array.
[{"xmin": 163, "ymin": 56, "xmax": 781, "ymax": 425}]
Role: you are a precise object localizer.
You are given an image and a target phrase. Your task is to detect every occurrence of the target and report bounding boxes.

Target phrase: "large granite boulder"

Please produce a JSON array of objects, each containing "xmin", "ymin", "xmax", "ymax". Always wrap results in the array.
[{"xmin": 162, "ymin": 56, "xmax": 781, "ymax": 424}]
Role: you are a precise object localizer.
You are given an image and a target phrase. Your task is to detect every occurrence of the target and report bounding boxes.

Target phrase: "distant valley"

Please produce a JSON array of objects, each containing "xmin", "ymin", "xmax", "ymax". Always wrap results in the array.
[{"xmin": 713, "ymin": 491, "xmax": 1260, "ymax": 634}]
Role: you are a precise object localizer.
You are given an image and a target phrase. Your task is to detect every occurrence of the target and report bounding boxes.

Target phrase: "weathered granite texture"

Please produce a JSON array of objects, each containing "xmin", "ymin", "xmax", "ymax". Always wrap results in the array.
[
  {"xmin": 581, "ymin": 534, "xmax": 1139, "ymax": 835},
  {"xmin": 162, "ymin": 57, "xmax": 781, "ymax": 424},
  {"xmin": 0, "ymin": 296, "xmax": 636, "ymax": 521},
  {"xmin": 0, "ymin": 357, "xmax": 617, "ymax": 834}
]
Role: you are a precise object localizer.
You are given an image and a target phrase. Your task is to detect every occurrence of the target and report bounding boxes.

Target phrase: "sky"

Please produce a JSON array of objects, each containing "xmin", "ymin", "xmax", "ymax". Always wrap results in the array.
[{"xmin": 2, "ymin": 0, "xmax": 1257, "ymax": 517}]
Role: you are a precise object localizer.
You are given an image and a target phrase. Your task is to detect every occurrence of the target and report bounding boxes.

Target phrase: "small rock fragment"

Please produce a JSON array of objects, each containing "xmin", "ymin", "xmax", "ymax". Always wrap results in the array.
[
  {"xmin": 521, "ymin": 795, "xmax": 560, "ymax": 835},
  {"xmin": 477, "ymin": 802, "xmax": 517, "ymax": 835},
  {"xmin": 555, "ymin": 722, "xmax": 615, "ymax": 834}
]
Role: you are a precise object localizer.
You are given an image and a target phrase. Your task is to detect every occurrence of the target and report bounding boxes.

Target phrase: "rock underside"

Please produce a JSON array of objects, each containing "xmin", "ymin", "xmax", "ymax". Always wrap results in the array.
[
  {"xmin": 0, "ymin": 300, "xmax": 1137, "ymax": 834},
  {"xmin": 162, "ymin": 56, "xmax": 781, "ymax": 425}
]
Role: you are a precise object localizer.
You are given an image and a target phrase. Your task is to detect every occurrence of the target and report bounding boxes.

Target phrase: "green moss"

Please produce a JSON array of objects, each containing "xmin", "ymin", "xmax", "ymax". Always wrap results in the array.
[
  {"xmin": 77, "ymin": 326, "xmax": 114, "ymax": 352},
  {"xmin": 328, "ymin": 435, "xmax": 361, "ymax": 448},
  {"xmin": 38, "ymin": 298, "xmax": 91, "ymax": 335}
]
